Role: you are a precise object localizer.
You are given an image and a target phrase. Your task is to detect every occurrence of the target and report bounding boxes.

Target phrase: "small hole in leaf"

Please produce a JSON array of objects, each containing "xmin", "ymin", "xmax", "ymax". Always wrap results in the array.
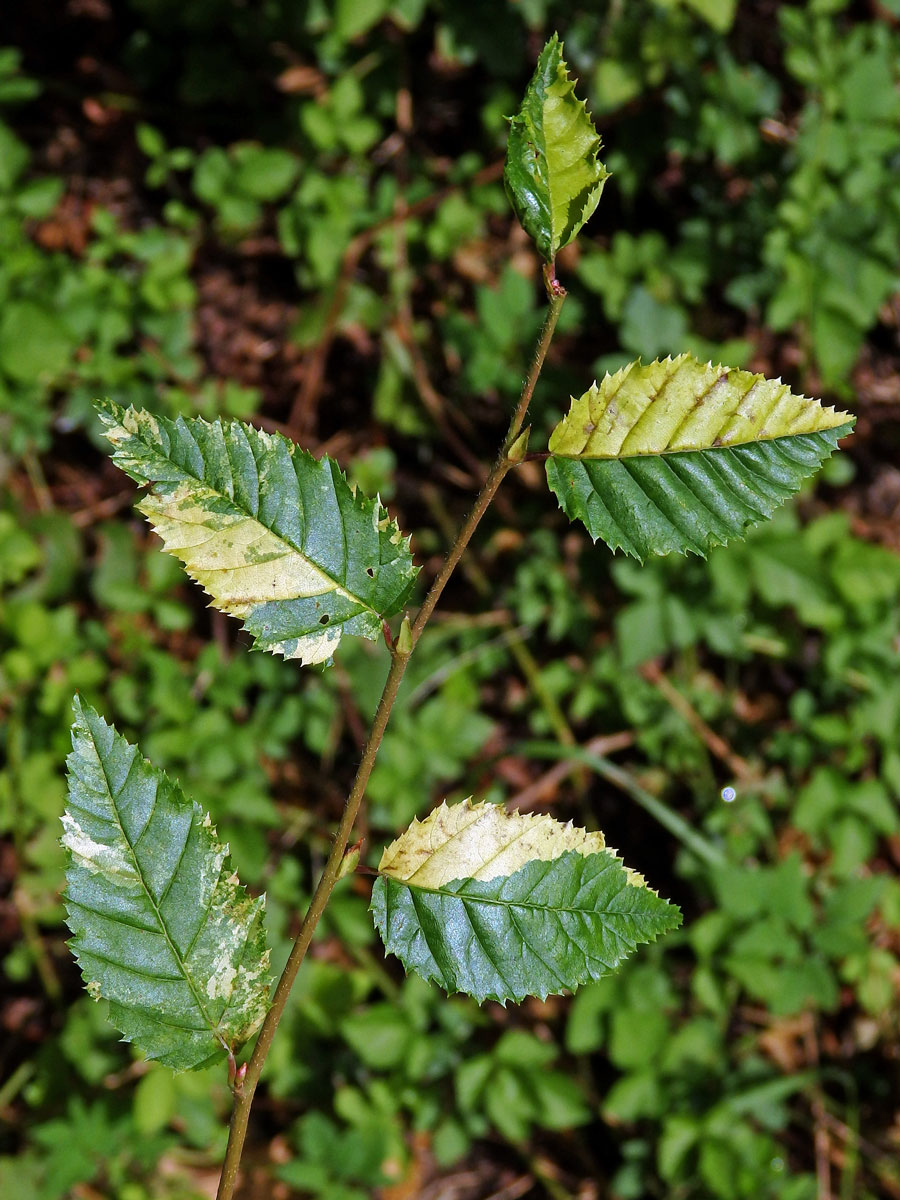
[
  {"xmin": 319, "ymin": 614, "xmax": 330, "ymax": 625},
  {"xmin": 366, "ymin": 567, "xmax": 375, "ymax": 577}
]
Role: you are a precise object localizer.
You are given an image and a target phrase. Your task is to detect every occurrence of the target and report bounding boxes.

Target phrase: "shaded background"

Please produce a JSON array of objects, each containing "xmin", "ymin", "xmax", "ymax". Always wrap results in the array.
[{"xmin": 2, "ymin": 1, "xmax": 900, "ymax": 1197}]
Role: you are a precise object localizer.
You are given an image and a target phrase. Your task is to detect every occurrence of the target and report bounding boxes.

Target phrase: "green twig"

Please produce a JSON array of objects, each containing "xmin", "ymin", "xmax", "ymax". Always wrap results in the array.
[
  {"xmin": 422, "ymin": 480, "xmax": 582, "ymax": 776},
  {"xmin": 12, "ymin": 890, "xmax": 62, "ymax": 1005},
  {"xmin": 404, "ymin": 622, "xmax": 534, "ymax": 708},
  {"xmin": 524, "ymin": 1153, "xmax": 573, "ymax": 1200},
  {"xmin": 0, "ymin": 1061, "xmax": 34, "ymax": 1112},
  {"xmin": 23, "ymin": 450, "xmax": 53, "ymax": 511}
]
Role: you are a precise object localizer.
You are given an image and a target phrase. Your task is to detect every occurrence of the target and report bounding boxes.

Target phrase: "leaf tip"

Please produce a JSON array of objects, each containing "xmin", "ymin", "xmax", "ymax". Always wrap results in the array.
[
  {"xmin": 540, "ymin": 30, "xmax": 563, "ymax": 59},
  {"xmin": 93, "ymin": 396, "xmax": 130, "ymax": 434},
  {"xmin": 92, "ymin": 396, "xmax": 116, "ymax": 418},
  {"xmin": 69, "ymin": 694, "xmax": 109, "ymax": 747}
]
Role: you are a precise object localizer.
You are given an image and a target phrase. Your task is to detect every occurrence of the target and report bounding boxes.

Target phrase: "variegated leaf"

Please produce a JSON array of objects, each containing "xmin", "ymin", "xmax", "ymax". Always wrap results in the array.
[
  {"xmin": 63, "ymin": 698, "xmax": 270, "ymax": 1070},
  {"xmin": 371, "ymin": 800, "xmax": 680, "ymax": 1004},
  {"xmin": 546, "ymin": 355, "xmax": 854, "ymax": 561},
  {"xmin": 97, "ymin": 401, "xmax": 417, "ymax": 665}
]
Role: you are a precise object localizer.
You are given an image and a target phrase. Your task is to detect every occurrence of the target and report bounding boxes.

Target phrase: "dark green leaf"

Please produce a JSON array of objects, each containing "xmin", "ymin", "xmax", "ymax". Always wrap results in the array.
[{"xmin": 63, "ymin": 698, "xmax": 270, "ymax": 1070}]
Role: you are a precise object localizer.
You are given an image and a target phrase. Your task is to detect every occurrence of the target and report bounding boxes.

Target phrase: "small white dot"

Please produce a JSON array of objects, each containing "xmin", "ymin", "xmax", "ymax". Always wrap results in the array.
[{"xmin": 721, "ymin": 786, "xmax": 737, "ymax": 803}]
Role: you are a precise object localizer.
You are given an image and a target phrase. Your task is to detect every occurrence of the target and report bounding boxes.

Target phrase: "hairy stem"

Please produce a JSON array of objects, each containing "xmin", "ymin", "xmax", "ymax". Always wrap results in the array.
[
  {"xmin": 215, "ymin": 272, "xmax": 566, "ymax": 1200},
  {"xmin": 505, "ymin": 264, "xmax": 566, "ymax": 454}
]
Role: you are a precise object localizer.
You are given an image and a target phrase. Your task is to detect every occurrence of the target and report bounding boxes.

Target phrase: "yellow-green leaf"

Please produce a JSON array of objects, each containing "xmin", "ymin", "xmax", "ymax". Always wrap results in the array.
[
  {"xmin": 546, "ymin": 355, "xmax": 854, "ymax": 561},
  {"xmin": 504, "ymin": 33, "xmax": 609, "ymax": 262},
  {"xmin": 371, "ymin": 800, "xmax": 680, "ymax": 1004}
]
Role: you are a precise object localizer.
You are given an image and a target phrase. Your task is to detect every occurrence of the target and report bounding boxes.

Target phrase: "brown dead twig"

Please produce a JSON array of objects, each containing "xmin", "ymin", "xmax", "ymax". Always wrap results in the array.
[
  {"xmin": 69, "ymin": 487, "xmax": 136, "ymax": 528},
  {"xmin": 818, "ymin": 1110, "xmax": 900, "ymax": 1199},
  {"xmin": 392, "ymin": 318, "xmax": 485, "ymax": 483},
  {"xmin": 802, "ymin": 1013, "xmax": 833, "ymax": 1200},
  {"xmin": 508, "ymin": 730, "xmax": 635, "ymax": 810},
  {"xmin": 639, "ymin": 659, "xmax": 755, "ymax": 784},
  {"xmin": 387, "ymin": 82, "xmax": 485, "ymax": 483},
  {"xmin": 421, "ymin": 482, "xmax": 588, "ymax": 789},
  {"xmin": 482, "ymin": 1177, "xmax": 537, "ymax": 1200}
]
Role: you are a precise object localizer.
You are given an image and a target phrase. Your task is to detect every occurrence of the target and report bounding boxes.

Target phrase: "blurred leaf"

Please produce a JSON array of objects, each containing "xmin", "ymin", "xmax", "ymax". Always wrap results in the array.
[
  {"xmin": 0, "ymin": 301, "xmax": 75, "ymax": 384},
  {"xmin": 682, "ymin": 0, "xmax": 738, "ymax": 32},
  {"xmin": 0, "ymin": 121, "xmax": 29, "ymax": 189},
  {"xmin": 335, "ymin": 0, "xmax": 390, "ymax": 41},
  {"xmin": 341, "ymin": 1004, "xmax": 413, "ymax": 1069},
  {"xmin": 232, "ymin": 145, "xmax": 298, "ymax": 201}
]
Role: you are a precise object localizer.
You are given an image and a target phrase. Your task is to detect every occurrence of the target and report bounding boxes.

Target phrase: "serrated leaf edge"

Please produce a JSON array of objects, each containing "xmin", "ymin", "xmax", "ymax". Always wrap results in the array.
[
  {"xmin": 378, "ymin": 797, "xmax": 649, "ymax": 889},
  {"xmin": 504, "ymin": 32, "xmax": 609, "ymax": 261},
  {"xmin": 372, "ymin": 847, "xmax": 681, "ymax": 1006},
  {"xmin": 548, "ymin": 355, "xmax": 854, "ymax": 459},
  {"xmin": 63, "ymin": 697, "xmax": 271, "ymax": 1067},
  {"xmin": 95, "ymin": 400, "xmax": 417, "ymax": 666}
]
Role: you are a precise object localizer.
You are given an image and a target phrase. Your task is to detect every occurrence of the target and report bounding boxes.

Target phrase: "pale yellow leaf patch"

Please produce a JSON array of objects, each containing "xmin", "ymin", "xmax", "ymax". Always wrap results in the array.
[
  {"xmin": 102, "ymin": 411, "xmax": 162, "ymax": 449},
  {"xmin": 548, "ymin": 354, "xmax": 853, "ymax": 459},
  {"xmin": 378, "ymin": 799, "xmax": 646, "ymax": 889},
  {"xmin": 139, "ymin": 482, "xmax": 352, "ymax": 618},
  {"xmin": 269, "ymin": 626, "xmax": 342, "ymax": 666}
]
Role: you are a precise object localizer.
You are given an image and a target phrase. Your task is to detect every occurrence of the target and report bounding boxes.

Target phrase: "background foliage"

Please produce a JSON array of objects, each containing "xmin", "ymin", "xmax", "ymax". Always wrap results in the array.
[{"xmin": 1, "ymin": 2, "xmax": 899, "ymax": 1197}]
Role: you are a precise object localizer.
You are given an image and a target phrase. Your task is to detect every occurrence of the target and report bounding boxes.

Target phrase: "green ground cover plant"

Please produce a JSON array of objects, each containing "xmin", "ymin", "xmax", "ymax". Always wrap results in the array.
[
  {"xmin": 60, "ymin": 32, "xmax": 854, "ymax": 1198},
  {"xmin": 3, "ymin": 4, "xmax": 900, "ymax": 1199}
]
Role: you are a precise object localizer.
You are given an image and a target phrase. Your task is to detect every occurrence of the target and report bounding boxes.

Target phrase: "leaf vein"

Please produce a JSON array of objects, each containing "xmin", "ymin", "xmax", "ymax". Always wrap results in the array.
[
  {"xmin": 460, "ymin": 896, "xmax": 516, "ymax": 997},
  {"xmin": 65, "ymin": 895, "xmax": 161, "ymax": 935},
  {"xmin": 76, "ymin": 946, "xmax": 183, "ymax": 982},
  {"xmin": 154, "ymin": 819, "xmax": 195, "ymax": 908},
  {"xmin": 507, "ymin": 905, "xmax": 567, "ymax": 989},
  {"xmin": 127, "ymin": 418, "xmax": 373, "ymax": 616}
]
